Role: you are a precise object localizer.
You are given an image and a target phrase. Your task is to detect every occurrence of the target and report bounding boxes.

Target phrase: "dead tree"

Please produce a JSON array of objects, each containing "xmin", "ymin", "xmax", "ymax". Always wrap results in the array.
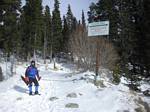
[{"xmin": 69, "ymin": 25, "xmax": 119, "ymax": 72}]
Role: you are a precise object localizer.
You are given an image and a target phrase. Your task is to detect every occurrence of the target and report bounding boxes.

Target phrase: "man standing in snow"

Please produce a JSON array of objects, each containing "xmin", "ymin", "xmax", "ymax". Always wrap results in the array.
[{"xmin": 25, "ymin": 60, "xmax": 41, "ymax": 95}]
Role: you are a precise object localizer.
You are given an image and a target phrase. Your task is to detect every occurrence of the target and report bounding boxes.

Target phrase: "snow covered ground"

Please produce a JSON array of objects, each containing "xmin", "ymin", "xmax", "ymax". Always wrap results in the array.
[{"xmin": 0, "ymin": 61, "xmax": 149, "ymax": 112}]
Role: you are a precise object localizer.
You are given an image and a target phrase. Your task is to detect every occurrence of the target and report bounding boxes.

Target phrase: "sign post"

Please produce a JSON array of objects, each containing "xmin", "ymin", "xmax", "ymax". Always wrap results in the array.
[
  {"xmin": 88, "ymin": 21, "xmax": 109, "ymax": 84},
  {"xmin": 88, "ymin": 21, "xmax": 109, "ymax": 36},
  {"xmin": 95, "ymin": 38, "xmax": 100, "ymax": 78}
]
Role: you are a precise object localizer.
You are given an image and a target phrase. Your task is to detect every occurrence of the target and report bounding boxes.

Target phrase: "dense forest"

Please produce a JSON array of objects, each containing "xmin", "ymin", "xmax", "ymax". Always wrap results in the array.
[
  {"xmin": 0, "ymin": 0, "xmax": 79, "ymax": 61},
  {"xmin": 87, "ymin": 0, "xmax": 150, "ymax": 90}
]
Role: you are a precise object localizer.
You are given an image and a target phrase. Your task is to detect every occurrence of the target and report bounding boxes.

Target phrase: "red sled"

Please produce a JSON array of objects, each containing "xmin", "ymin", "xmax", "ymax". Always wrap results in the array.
[{"xmin": 21, "ymin": 75, "xmax": 29, "ymax": 86}]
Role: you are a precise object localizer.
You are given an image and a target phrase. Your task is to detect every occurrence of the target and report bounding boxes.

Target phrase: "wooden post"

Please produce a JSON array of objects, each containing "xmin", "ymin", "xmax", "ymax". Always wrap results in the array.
[
  {"xmin": 95, "ymin": 37, "xmax": 100, "ymax": 84},
  {"xmin": 88, "ymin": 21, "xmax": 109, "ymax": 85}
]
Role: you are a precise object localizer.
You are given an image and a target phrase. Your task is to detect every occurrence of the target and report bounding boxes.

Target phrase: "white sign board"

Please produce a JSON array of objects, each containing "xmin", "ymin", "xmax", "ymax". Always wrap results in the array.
[{"xmin": 88, "ymin": 21, "xmax": 109, "ymax": 36}]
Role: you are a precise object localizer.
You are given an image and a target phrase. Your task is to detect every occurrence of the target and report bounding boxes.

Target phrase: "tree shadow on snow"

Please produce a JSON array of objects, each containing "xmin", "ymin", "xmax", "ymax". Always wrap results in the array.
[{"xmin": 13, "ymin": 85, "xmax": 28, "ymax": 94}]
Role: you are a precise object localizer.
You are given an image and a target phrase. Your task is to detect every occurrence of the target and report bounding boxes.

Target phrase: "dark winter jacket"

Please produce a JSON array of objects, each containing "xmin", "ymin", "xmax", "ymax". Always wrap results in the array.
[{"xmin": 25, "ymin": 65, "xmax": 39, "ymax": 79}]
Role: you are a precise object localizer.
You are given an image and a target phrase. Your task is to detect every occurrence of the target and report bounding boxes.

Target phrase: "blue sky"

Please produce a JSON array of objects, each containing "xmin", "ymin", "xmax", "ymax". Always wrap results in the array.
[{"xmin": 22, "ymin": 0, "xmax": 98, "ymax": 22}]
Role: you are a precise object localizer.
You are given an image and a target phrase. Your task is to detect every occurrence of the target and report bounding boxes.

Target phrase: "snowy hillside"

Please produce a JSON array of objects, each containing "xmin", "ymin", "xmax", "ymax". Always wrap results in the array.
[{"xmin": 0, "ymin": 62, "xmax": 149, "ymax": 112}]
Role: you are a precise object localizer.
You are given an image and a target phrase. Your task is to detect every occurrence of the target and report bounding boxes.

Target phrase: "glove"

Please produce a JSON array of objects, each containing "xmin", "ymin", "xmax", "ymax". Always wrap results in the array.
[
  {"xmin": 25, "ymin": 77, "xmax": 29, "ymax": 82},
  {"xmin": 37, "ymin": 76, "xmax": 41, "ymax": 81}
]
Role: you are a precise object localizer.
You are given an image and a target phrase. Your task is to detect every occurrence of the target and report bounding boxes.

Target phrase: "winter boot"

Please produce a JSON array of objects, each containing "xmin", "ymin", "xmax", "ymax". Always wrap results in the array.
[
  {"xmin": 29, "ymin": 92, "xmax": 32, "ymax": 95},
  {"xmin": 35, "ymin": 86, "xmax": 39, "ymax": 94},
  {"xmin": 35, "ymin": 91, "xmax": 39, "ymax": 95}
]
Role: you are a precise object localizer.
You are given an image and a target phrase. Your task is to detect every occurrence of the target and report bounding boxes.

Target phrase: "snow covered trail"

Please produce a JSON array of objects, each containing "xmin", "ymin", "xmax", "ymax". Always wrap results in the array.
[
  {"xmin": 0, "ymin": 63, "xmax": 81, "ymax": 112},
  {"xmin": 0, "ymin": 65, "xmax": 49, "ymax": 112},
  {"xmin": 0, "ymin": 63, "xmax": 149, "ymax": 112}
]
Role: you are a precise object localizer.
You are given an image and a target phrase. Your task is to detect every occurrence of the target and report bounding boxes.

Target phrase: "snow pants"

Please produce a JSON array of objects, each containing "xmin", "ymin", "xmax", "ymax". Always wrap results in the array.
[{"xmin": 28, "ymin": 77, "xmax": 39, "ymax": 93}]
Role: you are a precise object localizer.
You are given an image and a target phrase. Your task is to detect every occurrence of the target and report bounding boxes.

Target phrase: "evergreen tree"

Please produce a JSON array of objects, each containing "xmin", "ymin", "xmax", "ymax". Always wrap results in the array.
[
  {"xmin": 52, "ymin": 0, "xmax": 62, "ymax": 53},
  {"xmin": 62, "ymin": 15, "xmax": 69, "ymax": 52},
  {"xmin": 0, "ymin": 0, "xmax": 5, "ymax": 49},
  {"xmin": 140, "ymin": 0, "xmax": 150, "ymax": 77},
  {"xmin": 119, "ymin": 0, "xmax": 141, "ymax": 86},
  {"xmin": 87, "ymin": 2, "xmax": 97, "ymax": 23},
  {"xmin": 72, "ymin": 17, "xmax": 78, "ymax": 31},
  {"xmin": 65, "ymin": 4, "xmax": 77, "ymax": 53},
  {"xmin": 44, "ymin": 5, "xmax": 52, "ymax": 58},
  {"xmin": 33, "ymin": 0, "xmax": 43, "ymax": 52},
  {"xmin": 20, "ymin": 2, "xmax": 31, "ymax": 60},
  {"xmin": 20, "ymin": 0, "xmax": 43, "ymax": 60},
  {"xmin": 81, "ymin": 10, "xmax": 86, "ymax": 27},
  {"xmin": 66, "ymin": 4, "xmax": 74, "ymax": 33},
  {"xmin": 1, "ymin": 0, "xmax": 21, "ymax": 56}
]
